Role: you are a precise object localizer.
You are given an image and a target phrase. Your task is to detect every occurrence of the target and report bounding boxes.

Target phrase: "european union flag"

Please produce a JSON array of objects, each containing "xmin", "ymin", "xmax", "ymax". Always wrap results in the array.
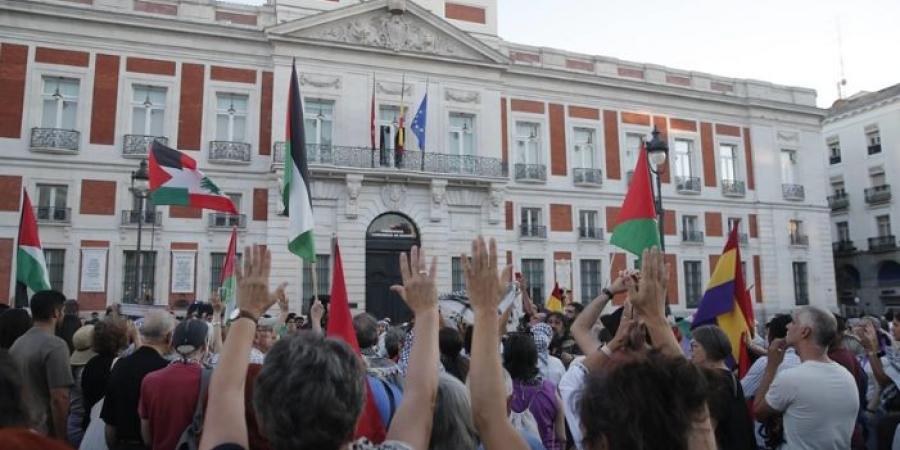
[{"xmin": 411, "ymin": 94, "xmax": 427, "ymax": 150}]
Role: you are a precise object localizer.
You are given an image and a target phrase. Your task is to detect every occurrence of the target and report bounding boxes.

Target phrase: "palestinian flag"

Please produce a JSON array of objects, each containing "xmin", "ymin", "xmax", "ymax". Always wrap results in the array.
[
  {"xmin": 219, "ymin": 227, "xmax": 238, "ymax": 320},
  {"xmin": 609, "ymin": 142, "xmax": 660, "ymax": 256},
  {"xmin": 283, "ymin": 60, "xmax": 316, "ymax": 262},
  {"xmin": 148, "ymin": 141, "xmax": 237, "ymax": 214},
  {"xmin": 17, "ymin": 190, "xmax": 51, "ymax": 293}
]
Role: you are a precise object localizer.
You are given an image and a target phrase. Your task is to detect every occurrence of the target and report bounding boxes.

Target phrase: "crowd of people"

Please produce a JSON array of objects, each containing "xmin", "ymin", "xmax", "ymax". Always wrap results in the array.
[{"xmin": 0, "ymin": 238, "xmax": 899, "ymax": 450}]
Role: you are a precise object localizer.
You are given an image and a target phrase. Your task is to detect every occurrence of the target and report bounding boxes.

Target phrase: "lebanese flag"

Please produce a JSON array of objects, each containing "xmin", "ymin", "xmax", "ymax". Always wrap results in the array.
[
  {"xmin": 148, "ymin": 141, "xmax": 237, "ymax": 214},
  {"xmin": 16, "ymin": 190, "xmax": 51, "ymax": 293},
  {"xmin": 219, "ymin": 227, "xmax": 238, "ymax": 320},
  {"xmin": 327, "ymin": 239, "xmax": 387, "ymax": 443}
]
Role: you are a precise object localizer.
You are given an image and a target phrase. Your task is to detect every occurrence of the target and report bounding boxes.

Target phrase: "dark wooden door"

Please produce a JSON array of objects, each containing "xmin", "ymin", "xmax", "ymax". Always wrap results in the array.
[{"xmin": 365, "ymin": 242, "xmax": 415, "ymax": 324}]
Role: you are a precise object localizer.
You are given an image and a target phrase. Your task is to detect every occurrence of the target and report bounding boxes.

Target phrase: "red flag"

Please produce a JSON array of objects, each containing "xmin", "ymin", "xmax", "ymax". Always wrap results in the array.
[{"xmin": 327, "ymin": 239, "xmax": 387, "ymax": 442}]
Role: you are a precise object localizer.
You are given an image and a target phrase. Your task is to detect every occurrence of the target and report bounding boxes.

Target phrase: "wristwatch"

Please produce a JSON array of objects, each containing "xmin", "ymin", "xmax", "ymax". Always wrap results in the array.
[
  {"xmin": 235, "ymin": 309, "xmax": 259, "ymax": 324},
  {"xmin": 602, "ymin": 287, "xmax": 615, "ymax": 299}
]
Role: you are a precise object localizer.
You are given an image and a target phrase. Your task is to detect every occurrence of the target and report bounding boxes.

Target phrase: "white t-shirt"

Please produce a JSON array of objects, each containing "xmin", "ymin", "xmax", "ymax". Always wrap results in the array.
[
  {"xmin": 538, "ymin": 355, "xmax": 566, "ymax": 386},
  {"xmin": 765, "ymin": 360, "xmax": 859, "ymax": 450},
  {"xmin": 558, "ymin": 358, "xmax": 588, "ymax": 450}
]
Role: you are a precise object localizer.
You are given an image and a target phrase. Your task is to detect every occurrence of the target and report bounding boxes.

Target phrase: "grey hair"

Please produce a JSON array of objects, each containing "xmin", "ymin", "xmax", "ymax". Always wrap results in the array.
[
  {"xmin": 430, "ymin": 372, "xmax": 478, "ymax": 450},
  {"xmin": 794, "ymin": 306, "xmax": 838, "ymax": 348},
  {"xmin": 140, "ymin": 310, "xmax": 175, "ymax": 343}
]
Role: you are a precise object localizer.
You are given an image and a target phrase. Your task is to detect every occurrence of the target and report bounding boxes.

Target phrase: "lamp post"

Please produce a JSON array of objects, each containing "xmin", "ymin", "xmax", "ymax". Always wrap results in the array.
[
  {"xmin": 130, "ymin": 160, "xmax": 150, "ymax": 304},
  {"xmin": 646, "ymin": 126, "xmax": 669, "ymax": 252}
]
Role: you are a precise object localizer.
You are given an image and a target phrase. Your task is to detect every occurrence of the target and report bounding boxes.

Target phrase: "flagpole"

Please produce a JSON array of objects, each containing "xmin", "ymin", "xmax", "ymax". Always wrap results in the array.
[
  {"xmin": 371, "ymin": 74, "xmax": 376, "ymax": 169},
  {"xmin": 421, "ymin": 77, "xmax": 428, "ymax": 171},
  {"xmin": 398, "ymin": 73, "xmax": 405, "ymax": 169}
]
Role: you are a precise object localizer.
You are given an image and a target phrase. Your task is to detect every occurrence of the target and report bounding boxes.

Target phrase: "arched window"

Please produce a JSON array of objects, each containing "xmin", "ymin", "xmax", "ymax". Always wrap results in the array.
[{"xmin": 366, "ymin": 213, "xmax": 418, "ymax": 239}]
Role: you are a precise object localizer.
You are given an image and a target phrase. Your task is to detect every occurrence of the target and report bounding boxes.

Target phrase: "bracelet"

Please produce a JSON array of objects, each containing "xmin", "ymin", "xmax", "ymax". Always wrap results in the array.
[
  {"xmin": 602, "ymin": 288, "xmax": 615, "ymax": 299},
  {"xmin": 235, "ymin": 309, "xmax": 259, "ymax": 324},
  {"xmin": 599, "ymin": 344, "xmax": 613, "ymax": 357}
]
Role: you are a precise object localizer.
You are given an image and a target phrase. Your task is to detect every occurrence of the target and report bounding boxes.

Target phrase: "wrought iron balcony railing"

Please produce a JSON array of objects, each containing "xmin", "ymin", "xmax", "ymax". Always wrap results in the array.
[
  {"xmin": 578, "ymin": 227, "xmax": 605, "ymax": 240},
  {"xmin": 682, "ymin": 230, "xmax": 704, "ymax": 243},
  {"xmin": 35, "ymin": 206, "xmax": 70, "ymax": 224},
  {"xmin": 829, "ymin": 155, "xmax": 842, "ymax": 165},
  {"xmin": 514, "ymin": 163, "xmax": 547, "ymax": 182},
  {"xmin": 209, "ymin": 141, "xmax": 252, "ymax": 164},
  {"xmin": 675, "ymin": 176, "xmax": 701, "ymax": 194},
  {"xmin": 120, "ymin": 210, "xmax": 162, "ymax": 226},
  {"xmin": 721, "ymin": 179, "xmax": 746, "ymax": 197},
  {"xmin": 865, "ymin": 185, "xmax": 892, "ymax": 204},
  {"xmin": 520, "ymin": 224, "xmax": 547, "ymax": 239},
  {"xmin": 869, "ymin": 235, "xmax": 897, "ymax": 253},
  {"xmin": 789, "ymin": 233, "xmax": 809, "ymax": 247},
  {"xmin": 123, "ymin": 135, "xmax": 168, "ymax": 157},
  {"xmin": 782, "ymin": 184, "xmax": 805, "ymax": 201},
  {"xmin": 573, "ymin": 168, "xmax": 603, "ymax": 186},
  {"xmin": 868, "ymin": 144, "xmax": 882, "ymax": 155},
  {"xmin": 30, "ymin": 128, "xmax": 79, "ymax": 153},
  {"xmin": 209, "ymin": 213, "xmax": 247, "ymax": 229},
  {"xmin": 828, "ymin": 192, "xmax": 849, "ymax": 210},
  {"xmin": 832, "ymin": 240, "xmax": 856, "ymax": 255}
]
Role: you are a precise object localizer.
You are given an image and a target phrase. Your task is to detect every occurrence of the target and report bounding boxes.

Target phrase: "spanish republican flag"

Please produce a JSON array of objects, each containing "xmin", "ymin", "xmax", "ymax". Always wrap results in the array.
[
  {"xmin": 546, "ymin": 282, "xmax": 564, "ymax": 313},
  {"xmin": 692, "ymin": 223, "xmax": 755, "ymax": 376},
  {"xmin": 609, "ymin": 142, "xmax": 660, "ymax": 257}
]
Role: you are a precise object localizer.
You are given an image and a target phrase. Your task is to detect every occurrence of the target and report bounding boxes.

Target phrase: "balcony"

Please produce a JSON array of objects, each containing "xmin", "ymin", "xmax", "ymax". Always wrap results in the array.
[
  {"xmin": 578, "ymin": 227, "xmax": 605, "ymax": 240},
  {"xmin": 123, "ymin": 135, "xmax": 168, "ymax": 158},
  {"xmin": 832, "ymin": 240, "xmax": 856, "ymax": 255},
  {"xmin": 514, "ymin": 164, "xmax": 547, "ymax": 183},
  {"xmin": 865, "ymin": 185, "xmax": 892, "ymax": 205},
  {"xmin": 520, "ymin": 224, "xmax": 547, "ymax": 239},
  {"xmin": 828, "ymin": 193, "xmax": 849, "ymax": 210},
  {"xmin": 209, "ymin": 213, "xmax": 247, "ymax": 229},
  {"xmin": 120, "ymin": 210, "xmax": 162, "ymax": 227},
  {"xmin": 869, "ymin": 235, "xmax": 897, "ymax": 253},
  {"xmin": 868, "ymin": 144, "xmax": 882, "ymax": 155},
  {"xmin": 573, "ymin": 168, "xmax": 603, "ymax": 187},
  {"xmin": 789, "ymin": 233, "xmax": 809, "ymax": 247},
  {"xmin": 675, "ymin": 176, "xmax": 701, "ymax": 194},
  {"xmin": 782, "ymin": 184, "xmax": 805, "ymax": 201},
  {"xmin": 34, "ymin": 206, "xmax": 70, "ymax": 224},
  {"xmin": 830, "ymin": 155, "xmax": 842, "ymax": 165},
  {"xmin": 209, "ymin": 141, "xmax": 251, "ymax": 164},
  {"xmin": 721, "ymin": 180, "xmax": 746, "ymax": 197},
  {"xmin": 30, "ymin": 128, "xmax": 79, "ymax": 153},
  {"xmin": 682, "ymin": 230, "xmax": 704, "ymax": 244}
]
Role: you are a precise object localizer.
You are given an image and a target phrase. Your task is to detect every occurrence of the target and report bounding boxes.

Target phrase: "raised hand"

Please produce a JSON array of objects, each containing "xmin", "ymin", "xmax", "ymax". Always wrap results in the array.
[
  {"xmin": 235, "ymin": 245, "xmax": 279, "ymax": 321},
  {"xmin": 608, "ymin": 301, "xmax": 636, "ymax": 352},
  {"xmin": 609, "ymin": 270, "xmax": 635, "ymax": 296},
  {"xmin": 210, "ymin": 291, "xmax": 224, "ymax": 318},
  {"xmin": 391, "ymin": 246, "xmax": 438, "ymax": 315},
  {"xmin": 628, "ymin": 248, "xmax": 668, "ymax": 319},
  {"xmin": 274, "ymin": 284, "xmax": 289, "ymax": 314},
  {"xmin": 861, "ymin": 322, "xmax": 879, "ymax": 352},
  {"xmin": 310, "ymin": 299, "xmax": 325, "ymax": 325},
  {"xmin": 463, "ymin": 236, "xmax": 512, "ymax": 314},
  {"xmin": 767, "ymin": 338, "xmax": 787, "ymax": 368}
]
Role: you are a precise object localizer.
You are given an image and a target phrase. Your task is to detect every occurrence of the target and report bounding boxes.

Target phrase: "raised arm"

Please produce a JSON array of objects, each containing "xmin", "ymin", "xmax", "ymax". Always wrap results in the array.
[
  {"xmin": 629, "ymin": 248, "xmax": 682, "ymax": 357},
  {"xmin": 465, "ymin": 237, "xmax": 529, "ymax": 450},
  {"xmin": 200, "ymin": 246, "xmax": 280, "ymax": 450},
  {"xmin": 861, "ymin": 322, "xmax": 892, "ymax": 387},
  {"xmin": 386, "ymin": 246, "xmax": 440, "ymax": 450},
  {"xmin": 309, "ymin": 299, "xmax": 324, "ymax": 336},
  {"xmin": 571, "ymin": 272, "xmax": 627, "ymax": 357}
]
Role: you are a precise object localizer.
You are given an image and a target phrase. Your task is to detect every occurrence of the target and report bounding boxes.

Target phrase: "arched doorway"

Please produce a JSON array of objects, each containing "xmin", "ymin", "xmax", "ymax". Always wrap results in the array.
[{"xmin": 365, "ymin": 212, "xmax": 420, "ymax": 324}]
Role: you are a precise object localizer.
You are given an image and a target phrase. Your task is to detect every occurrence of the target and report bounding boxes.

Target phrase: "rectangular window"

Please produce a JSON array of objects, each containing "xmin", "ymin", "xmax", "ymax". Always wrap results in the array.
[
  {"xmin": 379, "ymin": 105, "xmax": 406, "ymax": 151},
  {"xmin": 789, "ymin": 219, "xmax": 803, "ymax": 236},
  {"xmin": 727, "ymin": 217, "xmax": 742, "ymax": 234},
  {"xmin": 579, "ymin": 210, "xmax": 598, "ymax": 229},
  {"xmin": 836, "ymin": 221, "xmax": 850, "ymax": 242},
  {"xmin": 683, "ymin": 215, "xmax": 699, "ymax": 233},
  {"xmin": 866, "ymin": 126, "xmax": 882, "ymax": 155},
  {"xmin": 122, "ymin": 251, "xmax": 156, "ymax": 304},
  {"xmin": 780, "ymin": 149, "xmax": 797, "ymax": 184},
  {"xmin": 36, "ymin": 184, "xmax": 68, "ymax": 222},
  {"xmin": 719, "ymin": 143, "xmax": 738, "ymax": 181},
  {"xmin": 877, "ymin": 215, "xmax": 892, "ymax": 237},
  {"xmin": 832, "ymin": 180, "xmax": 846, "ymax": 196},
  {"xmin": 41, "ymin": 76, "xmax": 79, "ymax": 129},
  {"xmin": 132, "ymin": 85, "xmax": 166, "ymax": 136},
  {"xmin": 871, "ymin": 172, "xmax": 887, "ymax": 188},
  {"xmin": 684, "ymin": 260, "xmax": 702, "ymax": 308},
  {"xmin": 828, "ymin": 137, "xmax": 841, "ymax": 164},
  {"xmin": 624, "ymin": 133, "xmax": 643, "ymax": 181},
  {"xmin": 43, "ymin": 249, "xmax": 65, "ymax": 292},
  {"xmin": 515, "ymin": 122, "xmax": 541, "ymax": 164},
  {"xmin": 673, "ymin": 138, "xmax": 694, "ymax": 179},
  {"xmin": 209, "ymin": 251, "xmax": 242, "ymax": 294},
  {"xmin": 580, "ymin": 259, "xmax": 602, "ymax": 303},
  {"xmin": 302, "ymin": 255, "xmax": 331, "ymax": 306},
  {"xmin": 448, "ymin": 113, "xmax": 475, "ymax": 156},
  {"xmin": 451, "ymin": 257, "xmax": 466, "ymax": 292},
  {"xmin": 572, "ymin": 127, "xmax": 596, "ymax": 169},
  {"xmin": 793, "ymin": 262, "xmax": 809, "ymax": 305},
  {"xmin": 215, "ymin": 93, "xmax": 248, "ymax": 142},
  {"xmin": 521, "ymin": 259, "xmax": 545, "ymax": 305},
  {"xmin": 304, "ymin": 98, "xmax": 334, "ymax": 147}
]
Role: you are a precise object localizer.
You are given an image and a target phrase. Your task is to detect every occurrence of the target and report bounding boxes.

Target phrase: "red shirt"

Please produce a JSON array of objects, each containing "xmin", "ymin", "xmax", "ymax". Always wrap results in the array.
[{"xmin": 139, "ymin": 362, "xmax": 201, "ymax": 450}]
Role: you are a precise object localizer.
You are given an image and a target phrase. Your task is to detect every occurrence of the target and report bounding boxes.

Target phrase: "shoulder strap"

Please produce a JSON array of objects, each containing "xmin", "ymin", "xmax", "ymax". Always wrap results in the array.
[{"xmin": 189, "ymin": 367, "xmax": 213, "ymax": 432}]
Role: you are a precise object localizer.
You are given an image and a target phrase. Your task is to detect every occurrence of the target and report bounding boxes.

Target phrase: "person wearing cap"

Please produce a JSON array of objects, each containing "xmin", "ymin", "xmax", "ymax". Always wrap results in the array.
[
  {"xmin": 67, "ymin": 325, "xmax": 96, "ymax": 447},
  {"xmin": 139, "ymin": 318, "xmax": 209, "ymax": 450},
  {"xmin": 101, "ymin": 310, "xmax": 174, "ymax": 450}
]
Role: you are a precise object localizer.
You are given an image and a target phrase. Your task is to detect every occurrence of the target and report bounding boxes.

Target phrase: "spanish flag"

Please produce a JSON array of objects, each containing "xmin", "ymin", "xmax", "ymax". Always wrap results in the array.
[
  {"xmin": 546, "ymin": 282, "xmax": 564, "ymax": 313},
  {"xmin": 692, "ymin": 223, "xmax": 755, "ymax": 376}
]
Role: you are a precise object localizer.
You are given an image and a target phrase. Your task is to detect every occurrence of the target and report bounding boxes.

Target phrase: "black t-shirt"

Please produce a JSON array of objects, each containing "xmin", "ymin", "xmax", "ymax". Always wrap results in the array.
[
  {"xmin": 100, "ymin": 346, "xmax": 169, "ymax": 441},
  {"xmin": 81, "ymin": 353, "xmax": 116, "ymax": 429}
]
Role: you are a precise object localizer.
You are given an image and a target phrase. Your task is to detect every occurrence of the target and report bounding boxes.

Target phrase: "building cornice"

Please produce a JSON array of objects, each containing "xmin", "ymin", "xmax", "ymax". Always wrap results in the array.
[{"xmin": 823, "ymin": 94, "xmax": 900, "ymax": 125}]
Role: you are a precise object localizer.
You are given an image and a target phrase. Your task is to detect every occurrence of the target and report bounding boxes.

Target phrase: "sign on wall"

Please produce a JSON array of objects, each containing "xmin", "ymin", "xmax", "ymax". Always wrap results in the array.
[
  {"xmin": 555, "ymin": 259, "xmax": 572, "ymax": 291},
  {"xmin": 80, "ymin": 248, "xmax": 107, "ymax": 292},
  {"xmin": 171, "ymin": 251, "xmax": 196, "ymax": 294}
]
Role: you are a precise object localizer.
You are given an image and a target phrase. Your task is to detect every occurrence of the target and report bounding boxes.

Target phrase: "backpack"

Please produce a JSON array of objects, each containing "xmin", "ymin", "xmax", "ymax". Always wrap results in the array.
[
  {"xmin": 175, "ymin": 367, "xmax": 213, "ymax": 450},
  {"xmin": 508, "ymin": 391, "xmax": 540, "ymax": 437}
]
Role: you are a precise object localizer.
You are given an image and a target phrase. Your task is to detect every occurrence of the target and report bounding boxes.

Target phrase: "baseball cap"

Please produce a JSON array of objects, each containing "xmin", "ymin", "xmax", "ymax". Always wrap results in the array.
[
  {"xmin": 70, "ymin": 325, "xmax": 97, "ymax": 366},
  {"xmin": 172, "ymin": 319, "xmax": 209, "ymax": 355}
]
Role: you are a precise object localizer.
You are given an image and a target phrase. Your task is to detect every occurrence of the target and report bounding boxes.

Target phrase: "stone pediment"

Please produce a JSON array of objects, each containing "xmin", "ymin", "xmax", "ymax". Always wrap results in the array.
[{"xmin": 267, "ymin": 0, "xmax": 506, "ymax": 66}]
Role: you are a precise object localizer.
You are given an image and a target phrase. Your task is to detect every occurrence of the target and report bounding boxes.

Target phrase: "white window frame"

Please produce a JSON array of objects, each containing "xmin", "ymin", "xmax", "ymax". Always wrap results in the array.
[
  {"xmin": 513, "ymin": 120, "xmax": 543, "ymax": 165},
  {"xmin": 621, "ymin": 126, "xmax": 649, "ymax": 181},
  {"xmin": 780, "ymin": 148, "xmax": 798, "ymax": 184},
  {"xmin": 447, "ymin": 111, "xmax": 477, "ymax": 156},
  {"xmin": 717, "ymin": 141, "xmax": 743, "ymax": 183},
  {"xmin": 303, "ymin": 97, "xmax": 335, "ymax": 146},
  {"xmin": 206, "ymin": 82, "xmax": 258, "ymax": 148},
  {"xmin": 29, "ymin": 62, "xmax": 89, "ymax": 133},
  {"xmin": 40, "ymin": 76, "xmax": 80, "ymax": 129},
  {"xmin": 520, "ymin": 206, "xmax": 543, "ymax": 229},
  {"xmin": 36, "ymin": 183, "xmax": 68, "ymax": 210},
  {"xmin": 215, "ymin": 92, "xmax": 249, "ymax": 142},
  {"xmin": 130, "ymin": 84, "xmax": 168, "ymax": 136},
  {"xmin": 682, "ymin": 215, "xmax": 700, "ymax": 234},
  {"xmin": 672, "ymin": 137, "xmax": 697, "ymax": 180},
  {"xmin": 121, "ymin": 75, "xmax": 178, "ymax": 143},
  {"xmin": 578, "ymin": 209, "xmax": 599, "ymax": 230},
  {"xmin": 876, "ymin": 215, "xmax": 892, "ymax": 238},
  {"xmin": 569, "ymin": 122, "xmax": 601, "ymax": 170},
  {"xmin": 836, "ymin": 221, "xmax": 850, "ymax": 242},
  {"xmin": 378, "ymin": 103, "xmax": 408, "ymax": 151},
  {"xmin": 827, "ymin": 136, "xmax": 841, "ymax": 164}
]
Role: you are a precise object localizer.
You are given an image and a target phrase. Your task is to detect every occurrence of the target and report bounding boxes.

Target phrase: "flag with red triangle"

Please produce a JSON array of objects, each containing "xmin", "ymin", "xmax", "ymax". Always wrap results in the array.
[
  {"xmin": 219, "ymin": 227, "xmax": 238, "ymax": 321},
  {"xmin": 609, "ymin": 142, "xmax": 660, "ymax": 257},
  {"xmin": 16, "ymin": 189, "xmax": 51, "ymax": 293},
  {"xmin": 326, "ymin": 238, "xmax": 387, "ymax": 443},
  {"xmin": 148, "ymin": 141, "xmax": 237, "ymax": 214}
]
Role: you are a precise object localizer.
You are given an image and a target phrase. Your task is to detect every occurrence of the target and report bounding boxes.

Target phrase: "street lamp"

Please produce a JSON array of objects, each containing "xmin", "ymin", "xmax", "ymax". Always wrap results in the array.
[
  {"xmin": 130, "ymin": 160, "xmax": 150, "ymax": 304},
  {"xmin": 646, "ymin": 125, "xmax": 669, "ymax": 251}
]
